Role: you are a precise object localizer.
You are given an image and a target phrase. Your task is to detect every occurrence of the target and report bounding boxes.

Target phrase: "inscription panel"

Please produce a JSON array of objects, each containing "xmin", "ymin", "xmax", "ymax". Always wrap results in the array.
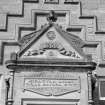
[
  {"xmin": 25, "ymin": 79, "xmax": 79, "ymax": 87},
  {"xmin": 24, "ymin": 72, "xmax": 80, "ymax": 96}
]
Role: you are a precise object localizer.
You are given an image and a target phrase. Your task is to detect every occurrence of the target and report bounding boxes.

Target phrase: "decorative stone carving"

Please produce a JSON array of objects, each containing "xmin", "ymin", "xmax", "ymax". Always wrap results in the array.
[
  {"xmin": 24, "ymin": 41, "xmax": 81, "ymax": 59},
  {"xmin": 46, "ymin": 31, "xmax": 56, "ymax": 40},
  {"xmin": 47, "ymin": 10, "xmax": 57, "ymax": 23},
  {"xmin": 19, "ymin": 32, "xmax": 36, "ymax": 48}
]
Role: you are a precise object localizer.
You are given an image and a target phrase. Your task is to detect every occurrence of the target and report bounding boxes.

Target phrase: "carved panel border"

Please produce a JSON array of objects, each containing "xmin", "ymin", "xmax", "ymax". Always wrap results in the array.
[{"xmin": 21, "ymin": 98, "xmax": 79, "ymax": 105}]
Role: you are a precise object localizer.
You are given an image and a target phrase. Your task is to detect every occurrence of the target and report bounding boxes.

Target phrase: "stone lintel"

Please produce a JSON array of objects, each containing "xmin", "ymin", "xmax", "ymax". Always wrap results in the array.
[{"xmin": 5, "ymin": 59, "xmax": 96, "ymax": 71}]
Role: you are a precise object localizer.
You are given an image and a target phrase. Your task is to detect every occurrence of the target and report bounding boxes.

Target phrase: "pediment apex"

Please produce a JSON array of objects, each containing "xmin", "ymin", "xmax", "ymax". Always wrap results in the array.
[{"xmin": 19, "ymin": 24, "xmax": 85, "ymax": 50}]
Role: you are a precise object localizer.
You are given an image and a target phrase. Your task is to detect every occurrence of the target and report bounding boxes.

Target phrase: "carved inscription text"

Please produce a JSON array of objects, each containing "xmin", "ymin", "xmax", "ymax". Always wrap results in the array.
[{"xmin": 24, "ymin": 77, "xmax": 80, "ymax": 96}]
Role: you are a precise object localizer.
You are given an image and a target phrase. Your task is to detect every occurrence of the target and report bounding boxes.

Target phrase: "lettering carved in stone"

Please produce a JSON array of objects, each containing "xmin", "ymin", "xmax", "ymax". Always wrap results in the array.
[{"xmin": 24, "ymin": 72, "xmax": 80, "ymax": 96}]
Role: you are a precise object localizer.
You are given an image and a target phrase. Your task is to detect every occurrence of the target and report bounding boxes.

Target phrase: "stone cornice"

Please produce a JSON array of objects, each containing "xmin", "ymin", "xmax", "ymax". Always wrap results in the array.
[{"xmin": 6, "ymin": 59, "xmax": 96, "ymax": 71}]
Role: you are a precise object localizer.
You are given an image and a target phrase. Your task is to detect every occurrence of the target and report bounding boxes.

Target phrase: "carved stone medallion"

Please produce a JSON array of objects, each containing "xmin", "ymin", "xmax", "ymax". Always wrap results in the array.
[{"xmin": 47, "ymin": 31, "xmax": 56, "ymax": 40}]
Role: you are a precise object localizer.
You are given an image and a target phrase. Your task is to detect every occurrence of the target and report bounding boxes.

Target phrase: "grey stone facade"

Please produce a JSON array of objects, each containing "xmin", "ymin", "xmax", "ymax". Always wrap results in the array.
[{"xmin": 0, "ymin": 0, "xmax": 105, "ymax": 105}]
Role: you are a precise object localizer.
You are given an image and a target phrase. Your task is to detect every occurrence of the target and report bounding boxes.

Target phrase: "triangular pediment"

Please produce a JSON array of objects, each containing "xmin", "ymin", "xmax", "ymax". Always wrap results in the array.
[
  {"xmin": 5, "ymin": 11, "xmax": 96, "ymax": 71},
  {"xmin": 18, "ymin": 24, "xmax": 87, "ymax": 61}
]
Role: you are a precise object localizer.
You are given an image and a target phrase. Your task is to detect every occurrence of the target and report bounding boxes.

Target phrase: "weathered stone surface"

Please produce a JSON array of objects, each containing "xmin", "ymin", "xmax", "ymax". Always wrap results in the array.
[
  {"xmin": 0, "ymin": 1, "xmax": 104, "ymax": 67},
  {"xmin": 0, "ymin": 0, "xmax": 105, "ymax": 105}
]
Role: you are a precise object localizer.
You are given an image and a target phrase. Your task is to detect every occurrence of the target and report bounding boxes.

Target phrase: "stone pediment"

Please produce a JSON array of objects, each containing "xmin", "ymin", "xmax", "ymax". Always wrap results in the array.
[
  {"xmin": 6, "ymin": 11, "xmax": 97, "ymax": 70},
  {"xmin": 17, "ymin": 11, "xmax": 88, "ymax": 61},
  {"xmin": 18, "ymin": 23, "xmax": 87, "ymax": 61}
]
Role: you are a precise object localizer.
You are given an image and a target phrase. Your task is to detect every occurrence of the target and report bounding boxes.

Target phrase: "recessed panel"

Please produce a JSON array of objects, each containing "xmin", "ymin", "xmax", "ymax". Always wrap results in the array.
[
  {"xmin": 44, "ymin": 0, "xmax": 59, "ymax": 4},
  {"xmin": 100, "ymin": 81, "xmax": 105, "ymax": 98},
  {"xmin": 22, "ymin": 99, "xmax": 78, "ymax": 105}
]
